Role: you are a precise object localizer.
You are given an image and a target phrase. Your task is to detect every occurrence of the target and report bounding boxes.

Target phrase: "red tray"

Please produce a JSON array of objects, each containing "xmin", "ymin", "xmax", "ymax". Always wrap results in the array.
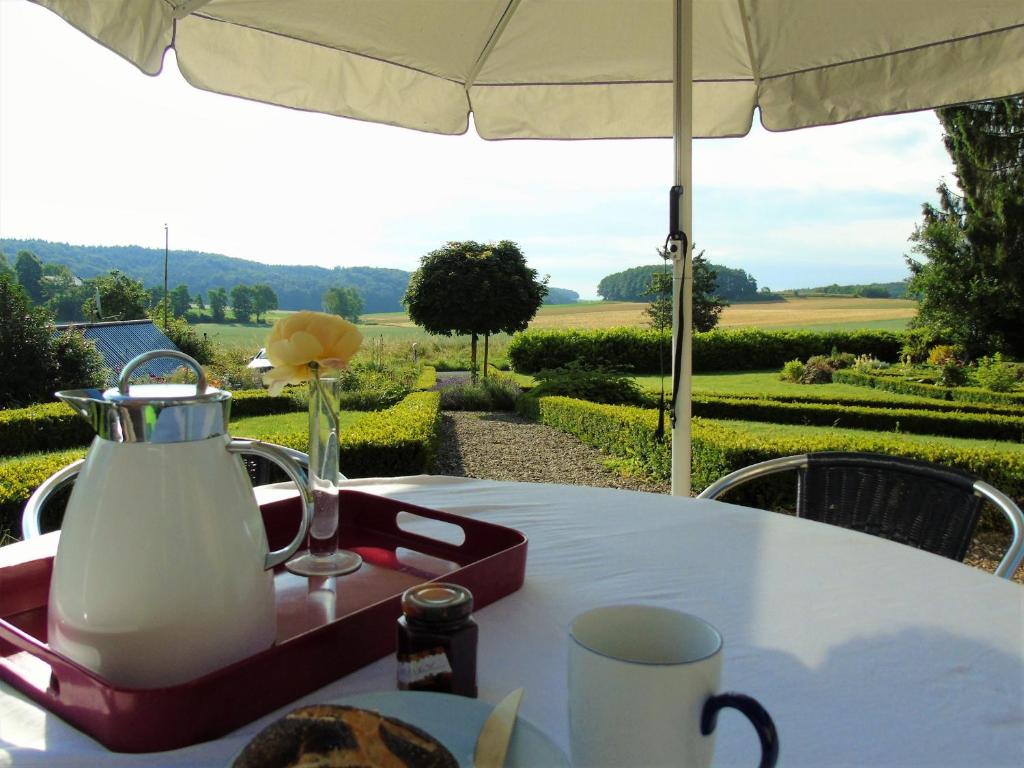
[{"xmin": 0, "ymin": 489, "xmax": 527, "ymax": 753}]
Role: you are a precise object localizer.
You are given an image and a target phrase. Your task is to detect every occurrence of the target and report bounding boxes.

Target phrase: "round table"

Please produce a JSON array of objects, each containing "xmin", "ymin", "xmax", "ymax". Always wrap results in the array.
[{"xmin": 2, "ymin": 476, "xmax": 1021, "ymax": 766}]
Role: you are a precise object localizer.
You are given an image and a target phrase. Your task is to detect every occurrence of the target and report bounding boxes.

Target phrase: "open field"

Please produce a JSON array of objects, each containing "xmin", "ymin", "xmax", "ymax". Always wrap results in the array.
[
  {"xmin": 193, "ymin": 296, "xmax": 917, "ymax": 350},
  {"xmin": 361, "ymin": 296, "xmax": 917, "ymax": 332}
]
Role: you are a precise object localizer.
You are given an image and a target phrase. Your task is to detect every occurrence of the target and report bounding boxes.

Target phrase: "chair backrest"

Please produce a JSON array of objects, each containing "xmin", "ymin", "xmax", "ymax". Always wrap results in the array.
[
  {"xmin": 697, "ymin": 451, "xmax": 1024, "ymax": 579},
  {"xmin": 796, "ymin": 452, "xmax": 982, "ymax": 562}
]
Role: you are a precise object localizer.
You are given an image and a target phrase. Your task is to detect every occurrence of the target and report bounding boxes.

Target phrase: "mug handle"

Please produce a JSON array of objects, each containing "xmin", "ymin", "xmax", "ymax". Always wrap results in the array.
[{"xmin": 701, "ymin": 692, "xmax": 779, "ymax": 768}]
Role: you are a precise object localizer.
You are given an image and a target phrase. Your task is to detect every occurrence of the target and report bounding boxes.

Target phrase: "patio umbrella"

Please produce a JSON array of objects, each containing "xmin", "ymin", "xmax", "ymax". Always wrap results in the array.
[{"xmin": 31, "ymin": 0, "xmax": 1024, "ymax": 494}]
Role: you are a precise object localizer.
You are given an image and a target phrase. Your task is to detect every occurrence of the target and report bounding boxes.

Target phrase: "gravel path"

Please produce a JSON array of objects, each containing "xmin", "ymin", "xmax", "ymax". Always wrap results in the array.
[
  {"xmin": 432, "ymin": 410, "xmax": 1020, "ymax": 583},
  {"xmin": 433, "ymin": 411, "xmax": 668, "ymax": 493}
]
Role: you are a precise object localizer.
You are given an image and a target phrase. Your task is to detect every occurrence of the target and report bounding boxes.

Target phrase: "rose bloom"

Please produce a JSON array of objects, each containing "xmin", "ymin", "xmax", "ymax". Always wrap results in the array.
[{"xmin": 263, "ymin": 311, "xmax": 363, "ymax": 394}]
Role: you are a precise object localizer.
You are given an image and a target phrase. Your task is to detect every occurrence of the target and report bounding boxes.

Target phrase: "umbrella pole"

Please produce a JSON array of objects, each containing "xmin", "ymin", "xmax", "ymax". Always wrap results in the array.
[{"xmin": 670, "ymin": 0, "xmax": 694, "ymax": 496}]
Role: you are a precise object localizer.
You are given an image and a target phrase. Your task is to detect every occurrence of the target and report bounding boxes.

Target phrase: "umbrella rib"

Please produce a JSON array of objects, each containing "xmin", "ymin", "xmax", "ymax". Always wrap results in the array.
[
  {"xmin": 736, "ymin": 0, "xmax": 762, "ymax": 92},
  {"xmin": 464, "ymin": 0, "xmax": 522, "ymax": 92}
]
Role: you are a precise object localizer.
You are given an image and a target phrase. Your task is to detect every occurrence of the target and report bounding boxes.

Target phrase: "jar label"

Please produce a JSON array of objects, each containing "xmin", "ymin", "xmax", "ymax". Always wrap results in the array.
[{"xmin": 397, "ymin": 648, "xmax": 453, "ymax": 685}]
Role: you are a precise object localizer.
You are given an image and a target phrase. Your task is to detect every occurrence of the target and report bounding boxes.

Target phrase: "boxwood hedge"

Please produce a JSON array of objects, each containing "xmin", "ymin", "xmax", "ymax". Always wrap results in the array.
[
  {"xmin": 692, "ymin": 394, "xmax": 1024, "ymax": 443},
  {"xmin": 0, "ymin": 389, "xmax": 306, "ymax": 458},
  {"xmin": 517, "ymin": 395, "xmax": 1023, "ymax": 531},
  {"xmin": 508, "ymin": 327, "xmax": 904, "ymax": 374},
  {"xmin": 833, "ymin": 369, "xmax": 1024, "ymax": 407}
]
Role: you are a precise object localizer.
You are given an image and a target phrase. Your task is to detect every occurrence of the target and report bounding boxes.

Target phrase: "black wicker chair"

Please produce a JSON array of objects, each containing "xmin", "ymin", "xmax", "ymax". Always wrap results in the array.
[{"xmin": 697, "ymin": 452, "xmax": 1024, "ymax": 579}]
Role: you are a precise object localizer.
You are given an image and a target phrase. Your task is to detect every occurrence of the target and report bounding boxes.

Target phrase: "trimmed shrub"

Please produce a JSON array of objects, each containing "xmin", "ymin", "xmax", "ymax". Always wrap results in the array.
[
  {"xmin": 414, "ymin": 366, "xmax": 438, "ymax": 391},
  {"xmin": 833, "ymin": 369, "xmax": 1024, "ymax": 407},
  {"xmin": 0, "ymin": 448, "xmax": 87, "ymax": 540},
  {"xmin": 0, "ymin": 389, "xmax": 304, "ymax": 457},
  {"xmin": 230, "ymin": 389, "xmax": 305, "ymax": 418},
  {"xmin": 527, "ymin": 362, "xmax": 647, "ymax": 406},
  {"xmin": 691, "ymin": 394, "xmax": 1024, "ymax": 442},
  {"xmin": 235, "ymin": 391, "xmax": 442, "ymax": 480},
  {"xmin": 508, "ymin": 327, "xmax": 904, "ymax": 374},
  {"xmin": 779, "ymin": 359, "xmax": 805, "ymax": 383},
  {"xmin": 696, "ymin": 388, "xmax": 1022, "ymax": 417},
  {"xmin": 0, "ymin": 402, "xmax": 91, "ymax": 457},
  {"xmin": 518, "ymin": 396, "xmax": 1024, "ymax": 503}
]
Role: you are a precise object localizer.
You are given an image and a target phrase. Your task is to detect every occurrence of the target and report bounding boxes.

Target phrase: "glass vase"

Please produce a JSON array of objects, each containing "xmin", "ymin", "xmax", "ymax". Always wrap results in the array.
[{"xmin": 285, "ymin": 365, "xmax": 362, "ymax": 577}]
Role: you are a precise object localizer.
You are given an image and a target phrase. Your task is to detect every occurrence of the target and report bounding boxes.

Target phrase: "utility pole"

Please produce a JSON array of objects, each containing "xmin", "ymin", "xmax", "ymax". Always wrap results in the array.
[{"xmin": 163, "ymin": 223, "xmax": 169, "ymax": 330}]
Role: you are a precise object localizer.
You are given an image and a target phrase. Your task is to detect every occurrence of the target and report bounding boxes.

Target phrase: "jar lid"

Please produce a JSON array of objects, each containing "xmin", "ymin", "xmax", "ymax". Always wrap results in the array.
[{"xmin": 401, "ymin": 583, "xmax": 473, "ymax": 624}]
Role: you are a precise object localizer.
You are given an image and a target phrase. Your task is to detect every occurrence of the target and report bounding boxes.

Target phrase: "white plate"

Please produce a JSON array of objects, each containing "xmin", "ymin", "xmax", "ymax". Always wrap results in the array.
[{"xmin": 336, "ymin": 690, "xmax": 569, "ymax": 768}]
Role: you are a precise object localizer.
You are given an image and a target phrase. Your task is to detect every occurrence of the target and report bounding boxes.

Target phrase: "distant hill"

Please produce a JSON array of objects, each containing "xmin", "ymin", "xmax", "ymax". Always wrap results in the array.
[
  {"xmin": 783, "ymin": 281, "xmax": 911, "ymax": 299},
  {"xmin": 1, "ymin": 239, "xmax": 578, "ymax": 311}
]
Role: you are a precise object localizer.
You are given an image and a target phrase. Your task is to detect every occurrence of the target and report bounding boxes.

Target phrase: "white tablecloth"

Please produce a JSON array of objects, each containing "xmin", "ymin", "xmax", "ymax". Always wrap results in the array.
[{"xmin": 2, "ymin": 475, "xmax": 1022, "ymax": 767}]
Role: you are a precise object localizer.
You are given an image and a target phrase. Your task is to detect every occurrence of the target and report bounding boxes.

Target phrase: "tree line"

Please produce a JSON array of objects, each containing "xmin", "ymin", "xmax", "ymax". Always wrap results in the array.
[
  {"xmin": 597, "ymin": 261, "xmax": 776, "ymax": 303},
  {"xmin": 0, "ymin": 251, "xmax": 366, "ymax": 325}
]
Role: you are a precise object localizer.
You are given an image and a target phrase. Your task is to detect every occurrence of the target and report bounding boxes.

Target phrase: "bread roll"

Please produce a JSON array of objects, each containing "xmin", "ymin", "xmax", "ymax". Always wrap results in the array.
[{"xmin": 232, "ymin": 704, "xmax": 459, "ymax": 768}]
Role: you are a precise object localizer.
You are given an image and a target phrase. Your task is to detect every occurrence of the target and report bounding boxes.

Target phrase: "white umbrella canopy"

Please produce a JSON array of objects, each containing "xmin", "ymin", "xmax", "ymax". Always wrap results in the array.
[
  {"xmin": 32, "ymin": 0, "xmax": 1024, "ymax": 493},
  {"xmin": 33, "ymin": 0, "xmax": 1024, "ymax": 139}
]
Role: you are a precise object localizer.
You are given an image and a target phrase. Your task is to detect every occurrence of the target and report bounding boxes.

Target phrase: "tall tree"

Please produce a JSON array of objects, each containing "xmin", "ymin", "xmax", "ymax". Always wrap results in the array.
[
  {"xmin": 323, "ymin": 285, "xmax": 364, "ymax": 322},
  {"xmin": 81, "ymin": 270, "xmax": 148, "ymax": 321},
  {"xmin": 15, "ymin": 250, "xmax": 44, "ymax": 303},
  {"xmin": 250, "ymin": 283, "xmax": 279, "ymax": 323},
  {"xmin": 644, "ymin": 248, "xmax": 725, "ymax": 333},
  {"xmin": 208, "ymin": 287, "xmax": 228, "ymax": 322},
  {"xmin": 404, "ymin": 240, "xmax": 547, "ymax": 379},
  {"xmin": 0, "ymin": 273, "xmax": 105, "ymax": 406},
  {"xmin": 230, "ymin": 284, "xmax": 255, "ymax": 323},
  {"xmin": 0, "ymin": 252, "xmax": 11, "ymax": 279},
  {"xmin": 907, "ymin": 97, "xmax": 1024, "ymax": 358},
  {"xmin": 170, "ymin": 284, "xmax": 191, "ymax": 317}
]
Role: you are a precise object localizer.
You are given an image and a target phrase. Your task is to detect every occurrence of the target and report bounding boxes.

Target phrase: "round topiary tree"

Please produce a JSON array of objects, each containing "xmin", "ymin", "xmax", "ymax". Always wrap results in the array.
[{"xmin": 403, "ymin": 241, "xmax": 548, "ymax": 379}]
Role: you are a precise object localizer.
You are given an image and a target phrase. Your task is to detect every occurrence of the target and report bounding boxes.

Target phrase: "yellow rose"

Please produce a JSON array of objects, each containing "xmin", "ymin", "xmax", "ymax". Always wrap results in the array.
[{"xmin": 262, "ymin": 311, "xmax": 363, "ymax": 394}]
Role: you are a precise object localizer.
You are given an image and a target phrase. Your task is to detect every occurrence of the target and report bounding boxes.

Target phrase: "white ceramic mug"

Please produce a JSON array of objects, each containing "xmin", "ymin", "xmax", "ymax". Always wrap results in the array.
[{"xmin": 568, "ymin": 605, "xmax": 778, "ymax": 768}]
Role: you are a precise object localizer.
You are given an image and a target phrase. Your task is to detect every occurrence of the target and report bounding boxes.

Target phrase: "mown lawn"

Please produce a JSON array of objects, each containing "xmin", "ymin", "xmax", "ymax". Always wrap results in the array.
[
  {"xmin": 231, "ymin": 411, "xmax": 367, "ymax": 438},
  {"xmin": 512, "ymin": 370, "xmax": 958, "ymax": 407}
]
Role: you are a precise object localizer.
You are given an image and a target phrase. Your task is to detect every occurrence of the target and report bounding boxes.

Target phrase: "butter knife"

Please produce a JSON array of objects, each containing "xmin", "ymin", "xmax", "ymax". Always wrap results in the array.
[{"xmin": 473, "ymin": 688, "xmax": 524, "ymax": 768}]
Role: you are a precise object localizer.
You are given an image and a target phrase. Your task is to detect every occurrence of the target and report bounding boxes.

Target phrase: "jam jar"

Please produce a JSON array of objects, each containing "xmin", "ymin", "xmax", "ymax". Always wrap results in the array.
[{"xmin": 396, "ymin": 583, "xmax": 478, "ymax": 697}]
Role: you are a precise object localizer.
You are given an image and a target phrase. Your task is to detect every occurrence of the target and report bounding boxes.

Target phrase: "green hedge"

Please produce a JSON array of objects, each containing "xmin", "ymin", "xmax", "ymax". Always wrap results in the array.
[
  {"xmin": 833, "ymin": 369, "xmax": 1024, "ymax": 407},
  {"xmin": 517, "ymin": 396, "xmax": 1023, "ymax": 528},
  {"xmin": 0, "ymin": 392, "xmax": 442, "ymax": 540},
  {"xmin": 692, "ymin": 394, "xmax": 1024, "ymax": 442},
  {"xmin": 696, "ymin": 388, "xmax": 1022, "ymax": 416},
  {"xmin": 0, "ymin": 389, "xmax": 305, "ymax": 458},
  {"xmin": 0, "ymin": 403, "xmax": 92, "ymax": 458},
  {"xmin": 243, "ymin": 391, "xmax": 442, "ymax": 479},
  {"xmin": 414, "ymin": 366, "xmax": 438, "ymax": 391},
  {"xmin": 508, "ymin": 328, "xmax": 904, "ymax": 374}
]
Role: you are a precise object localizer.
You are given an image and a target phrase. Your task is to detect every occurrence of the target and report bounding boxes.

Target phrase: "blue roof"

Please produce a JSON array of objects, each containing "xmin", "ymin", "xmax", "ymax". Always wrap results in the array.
[{"xmin": 55, "ymin": 320, "xmax": 182, "ymax": 385}]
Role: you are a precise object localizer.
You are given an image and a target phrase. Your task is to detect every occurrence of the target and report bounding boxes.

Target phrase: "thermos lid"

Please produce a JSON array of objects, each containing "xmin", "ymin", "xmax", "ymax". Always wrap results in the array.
[
  {"xmin": 56, "ymin": 350, "xmax": 232, "ymax": 444},
  {"xmin": 401, "ymin": 583, "xmax": 474, "ymax": 624}
]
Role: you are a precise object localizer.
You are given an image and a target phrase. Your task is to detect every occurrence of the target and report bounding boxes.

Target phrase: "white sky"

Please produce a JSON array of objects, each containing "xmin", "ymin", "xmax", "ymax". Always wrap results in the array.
[{"xmin": 0, "ymin": 0, "xmax": 956, "ymax": 299}]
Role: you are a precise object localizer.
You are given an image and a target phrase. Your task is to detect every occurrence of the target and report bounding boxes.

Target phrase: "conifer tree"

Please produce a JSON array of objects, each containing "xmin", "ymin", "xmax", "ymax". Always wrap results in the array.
[{"xmin": 907, "ymin": 97, "xmax": 1024, "ymax": 358}]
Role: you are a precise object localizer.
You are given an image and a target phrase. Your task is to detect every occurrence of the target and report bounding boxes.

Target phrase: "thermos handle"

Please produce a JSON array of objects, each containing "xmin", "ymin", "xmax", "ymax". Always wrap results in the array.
[
  {"xmin": 21, "ymin": 459, "xmax": 85, "ymax": 539},
  {"xmin": 227, "ymin": 439, "xmax": 315, "ymax": 570},
  {"xmin": 118, "ymin": 349, "xmax": 207, "ymax": 395}
]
